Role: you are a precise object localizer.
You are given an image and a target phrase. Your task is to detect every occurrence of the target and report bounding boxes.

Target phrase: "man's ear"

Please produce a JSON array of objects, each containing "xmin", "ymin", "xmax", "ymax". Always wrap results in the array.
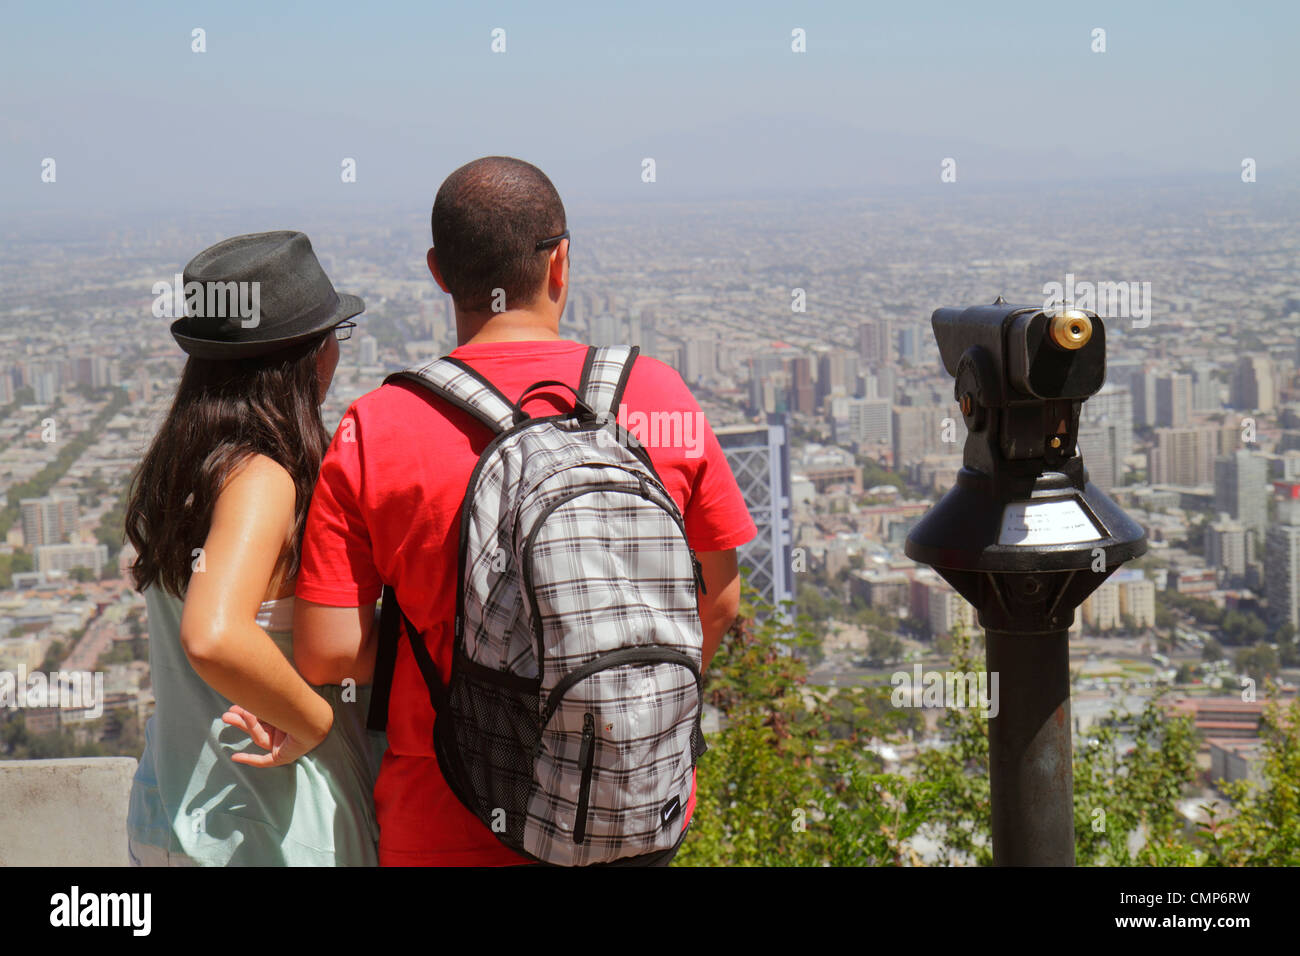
[
  {"xmin": 548, "ymin": 239, "xmax": 569, "ymax": 293},
  {"xmin": 427, "ymin": 247, "xmax": 450, "ymax": 294}
]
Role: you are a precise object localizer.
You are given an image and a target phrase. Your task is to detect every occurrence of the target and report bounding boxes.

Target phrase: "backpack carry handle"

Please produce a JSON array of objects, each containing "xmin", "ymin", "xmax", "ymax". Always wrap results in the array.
[{"xmin": 511, "ymin": 380, "xmax": 597, "ymax": 425}]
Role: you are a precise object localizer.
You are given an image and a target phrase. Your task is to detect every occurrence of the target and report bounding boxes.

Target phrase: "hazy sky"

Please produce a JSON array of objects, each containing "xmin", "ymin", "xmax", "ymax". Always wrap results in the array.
[{"xmin": 2, "ymin": 0, "xmax": 1297, "ymax": 217}]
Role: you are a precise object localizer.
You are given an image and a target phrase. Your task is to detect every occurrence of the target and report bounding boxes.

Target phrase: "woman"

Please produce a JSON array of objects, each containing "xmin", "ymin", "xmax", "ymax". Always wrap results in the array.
[{"xmin": 124, "ymin": 230, "xmax": 382, "ymax": 866}]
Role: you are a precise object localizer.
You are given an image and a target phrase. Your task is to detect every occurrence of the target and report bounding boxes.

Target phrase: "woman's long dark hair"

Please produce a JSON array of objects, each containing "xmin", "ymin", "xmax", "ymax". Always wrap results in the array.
[{"xmin": 126, "ymin": 333, "xmax": 332, "ymax": 599}]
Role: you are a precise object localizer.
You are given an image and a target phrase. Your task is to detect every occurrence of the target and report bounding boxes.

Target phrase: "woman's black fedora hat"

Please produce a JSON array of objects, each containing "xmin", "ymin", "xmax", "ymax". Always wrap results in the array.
[{"xmin": 169, "ymin": 230, "xmax": 364, "ymax": 359}]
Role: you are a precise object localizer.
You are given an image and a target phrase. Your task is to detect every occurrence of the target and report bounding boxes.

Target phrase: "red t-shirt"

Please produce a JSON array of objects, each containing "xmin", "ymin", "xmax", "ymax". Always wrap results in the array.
[{"xmin": 296, "ymin": 338, "xmax": 757, "ymax": 866}]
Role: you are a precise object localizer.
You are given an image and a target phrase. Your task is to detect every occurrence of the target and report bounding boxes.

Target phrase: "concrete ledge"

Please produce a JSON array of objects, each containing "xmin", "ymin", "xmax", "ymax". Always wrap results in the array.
[{"xmin": 0, "ymin": 758, "xmax": 137, "ymax": 866}]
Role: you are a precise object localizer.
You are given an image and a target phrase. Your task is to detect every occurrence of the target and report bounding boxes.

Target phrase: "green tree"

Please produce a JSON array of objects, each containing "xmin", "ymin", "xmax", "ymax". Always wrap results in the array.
[
  {"xmin": 673, "ymin": 584, "xmax": 1295, "ymax": 867},
  {"xmin": 1200, "ymin": 690, "xmax": 1300, "ymax": 865},
  {"xmin": 676, "ymin": 578, "xmax": 924, "ymax": 866},
  {"xmin": 40, "ymin": 639, "xmax": 67, "ymax": 671},
  {"xmin": 911, "ymin": 623, "xmax": 993, "ymax": 865},
  {"xmin": 1073, "ymin": 697, "xmax": 1200, "ymax": 865},
  {"xmin": 866, "ymin": 629, "xmax": 903, "ymax": 666},
  {"xmin": 1233, "ymin": 644, "xmax": 1279, "ymax": 684}
]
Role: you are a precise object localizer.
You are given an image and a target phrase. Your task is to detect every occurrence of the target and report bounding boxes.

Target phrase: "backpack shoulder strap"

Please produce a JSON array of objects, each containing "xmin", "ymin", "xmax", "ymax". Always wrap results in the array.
[
  {"xmin": 385, "ymin": 356, "xmax": 516, "ymax": 434},
  {"xmin": 578, "ymin": 345, "xmax": 639, "ymax": 421},
  {"xmin": 366, "ymin": 584, "xmax": 449, "ymax": 732},
  {"xmin": 365, "ymin": 584, "xmax": 401, "ymax": 732}
]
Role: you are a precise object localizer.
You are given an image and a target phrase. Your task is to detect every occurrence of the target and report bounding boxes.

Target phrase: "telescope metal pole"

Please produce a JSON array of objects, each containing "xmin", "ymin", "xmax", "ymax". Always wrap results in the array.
[{"xmin": 984, "ymin": 626, "xmax": 1075, "ymax": 866}]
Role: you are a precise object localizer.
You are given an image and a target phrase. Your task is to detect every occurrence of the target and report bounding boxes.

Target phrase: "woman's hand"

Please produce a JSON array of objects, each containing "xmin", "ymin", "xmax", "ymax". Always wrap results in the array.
[{"xmin": 222, "ymin": 703, "xmax": 330, "ymax": 768}]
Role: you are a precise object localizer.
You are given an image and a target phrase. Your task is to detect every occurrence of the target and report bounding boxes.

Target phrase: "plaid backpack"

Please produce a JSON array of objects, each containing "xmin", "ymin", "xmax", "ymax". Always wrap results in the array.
[{"xmin": 367, "ymin": 344, "xmax": 709, "ymax": 865}]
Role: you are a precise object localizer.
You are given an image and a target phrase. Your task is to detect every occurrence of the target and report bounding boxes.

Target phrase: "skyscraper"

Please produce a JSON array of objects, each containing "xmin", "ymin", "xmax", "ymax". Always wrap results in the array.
[
  {"xmin": 1207, "ymin": 516, "xmax": 1250, "ymax": 580},
  {"xmin": 1231, "ymin": 355, "xmax": 1276, "ymax": 412},
  {"xmin": 1191, "ymin": 363, "xmax": 1220, "ymax": 411},
  {"xmin": 1156, "ymin": 373, "xmax": 1193, "ymax": 428},
  {"xmin": 1129, "ymin": 367, "xmax": 1158, "ymax": 427},
  {"xmin": 1076, "ymin": 424, "xmax": 1116, "ymax": 491},
  {"xmin": 896, "ymin": 324, "xmax": 918, "ymax": 365},
  {"xmin": 1149, "ymin": 428, "xmax": 1218, "ymax": 486},
  {"xmin": 1266, "ymin": 511, "xmax": 1300, "ymax": 629},
  {"xmin": 359, "ymin": 335, "xmax": 379, "ymax": 367},
  {"xmin": 816, "ymin": 350, "xmax": 859, "ymax": 409},
  {"xmin": 788, "ymin": 355, "xmax": 816, "ymax": 415},
  {"xmin": 20, "ymin": 495, "xmax": 80, "ymax": 548},
  {"xmin": 747, "ymin": 359, "xmax": 791, "ymax": 416},
  {"xmin": 1214, "ymin": 450, "xmax": 1268, "ymax": 544},
  {"xmin": 831, "ymin": 397, "xmax": 891, "ymax": 455},
  {"xmin": 857, "ymin": 318, "xmax": 893, "ymax": 367},
  {"xmin": 716, "ymin": 418, "xmax": 794, "ymax": 619},
  {"xmin": 1080, "ymin": 383, "xmax": 1134, "ymax": 485},
  {"xmin": 892, "ymin": 404, "xmax": 965, "ymax": 470}
]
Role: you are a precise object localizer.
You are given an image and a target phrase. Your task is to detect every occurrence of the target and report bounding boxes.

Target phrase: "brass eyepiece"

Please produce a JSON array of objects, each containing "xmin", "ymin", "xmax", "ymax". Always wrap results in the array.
[{"xmin": 1048, "ymin": 310, "xmax": 1092, "ymax": 350}]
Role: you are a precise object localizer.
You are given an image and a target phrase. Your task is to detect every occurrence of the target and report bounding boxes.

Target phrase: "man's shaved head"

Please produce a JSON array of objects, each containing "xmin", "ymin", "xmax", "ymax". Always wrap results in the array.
[{"xmin": 431, "ymin": 156, "xmax": 567, "ymax": 313}]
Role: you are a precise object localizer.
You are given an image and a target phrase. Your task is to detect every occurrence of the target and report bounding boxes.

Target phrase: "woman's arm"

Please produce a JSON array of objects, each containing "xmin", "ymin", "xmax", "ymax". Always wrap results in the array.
[{"xmin": 179, "ymin": 454, "xmax": 333, "ymax": 751}]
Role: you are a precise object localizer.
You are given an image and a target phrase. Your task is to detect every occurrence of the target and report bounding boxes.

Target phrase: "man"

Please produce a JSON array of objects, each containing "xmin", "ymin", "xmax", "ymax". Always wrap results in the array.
[{"xmin": 292, "ymin": 156, "xmax": 756, "ymax": 865}]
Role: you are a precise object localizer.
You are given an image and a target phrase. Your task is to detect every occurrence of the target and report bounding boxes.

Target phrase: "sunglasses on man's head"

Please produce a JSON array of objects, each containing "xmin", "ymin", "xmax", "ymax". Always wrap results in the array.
[{"xmin": 535, "ymin": 229, "xmax": 570, "ymax": 252}]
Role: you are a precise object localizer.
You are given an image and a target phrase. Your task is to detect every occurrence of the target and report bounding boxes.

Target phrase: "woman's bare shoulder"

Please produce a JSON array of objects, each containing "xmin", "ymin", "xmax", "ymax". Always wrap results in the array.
[
  {"xmin": 212, "ymin": 454, "xmax": 299, "ymax": 600},
  {"xmin": 220, "ymin": 453, "xmax": 296, "ymax": 502}
]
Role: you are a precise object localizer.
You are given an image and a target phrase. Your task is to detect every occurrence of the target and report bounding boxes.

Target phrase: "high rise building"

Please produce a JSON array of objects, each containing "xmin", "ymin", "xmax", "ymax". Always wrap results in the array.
[
  {"xmin": 631, "ymin": 307, "xmax": 658, "ymax": 358},
  {"xmin": 716, "ymin": 419, "xmax": 794, "ymax": 619},
  {"xmin": 1082, "ymin": 384, "xmax": 1134, "ymax": 467},
  {"xmin": 1265, "ymin": 517, "xmax": 1300, "ymax": 630},
  {"xmin": 35, "ymin": 542, "xmax": 108, "ymax": 577},
  {"xmin": 1156, "ymin": 373, "xmax": 1193, "ymax": 428},
  {"xmin": 816, "ymin": 350, "xmax": 859, "ymax": 409},
  {"xmin": 857, "ymin": 318, "xmax": 893, "ymax": 367},
  {"xmin": 748, "ymin": 352, "xmax": 792, "ymax": 415},
  {"xmin": 928, "ymin": 583, "xmax": 975, "ymax": 637},
  {"xmin": 590, "ymin": 313, "xmax": 619, "ymax": 347},
  {"xmin": 1129, "ymin": 367, "xmax": 1158, "ymax": 427},
  {"xmin": 892, "ymin": 404, "xmax": 965, "ymax": 470},
  {"xmin": 20, "ymin": 495, "xmax": 80, "ymax": 548},
  {"xmin": 33, "ymin": 370, "xmax": 57, "ymax": 404},
  {"xmin": 91, "ymin": 356, "xmax": 116, "ymax": 388},
  {"xmin": 1214, "ymin": 451, "xmax": 1268, "ymax": 544},
  {"xmin": 1192, "ymin": 363, "xmax": 1220, "ymax": 411},
  {"xmin": 1207, "ymin": 517, "xmax": 1250, "ymax": 580},
  {"xmin": 896, "ymin": 324, "xmax": 918, "ymax": 365},
  {"xmin": 831, "ymin": 397, "xmax": 891, "ymax": 454},
  {"xmin": 682, "ymin": 335, "xmax": 718, "ymax": 385},
  {"xmin": 864, "ymin": 365, "xmax": 897, "ymax": 404},
  {"xmin": 1231, "ymin": 356, "xmax": 1276, "ymax": 412},
  {"xmin": 1082, "ymin": 581, "xmax": 1121, "ymax": 630},
  {"xmin": 358, "ymin": 335, "xmax": 379, "ymax": 367},
  {"xmin": 1276, "ymin": 450, "xmax": 1300, "ymax": 482},
  {"xmin": 1149, "ymin": 428, "xmax": 1218, "ymax": 486},
  {"xmin": 1114, "ymin": 570, "xmax": 1156, "ymax": 628},
  {"xmin": 1076, "ymin": 424, "xmax": 1116, "ymax": 491},
  {"xmin": 788, "ymin": 355, "xmax": 816, "ymax": 415}
]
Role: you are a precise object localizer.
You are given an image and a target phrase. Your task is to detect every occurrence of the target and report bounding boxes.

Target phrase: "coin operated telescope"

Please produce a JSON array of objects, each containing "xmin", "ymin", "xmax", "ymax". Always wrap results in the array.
[{"xmin": 905, "ymin": 299, "xmax": 1147, "ymax": 866}]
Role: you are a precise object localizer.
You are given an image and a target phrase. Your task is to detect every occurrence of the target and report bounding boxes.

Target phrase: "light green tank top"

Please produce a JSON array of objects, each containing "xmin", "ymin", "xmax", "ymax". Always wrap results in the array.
[{"xmin": 127, "ymin": 585, "xmax": 385, "ymax": 866}]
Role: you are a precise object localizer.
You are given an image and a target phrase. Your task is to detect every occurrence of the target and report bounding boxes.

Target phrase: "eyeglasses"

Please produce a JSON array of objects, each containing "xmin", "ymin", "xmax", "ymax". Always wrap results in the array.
[
  {"xmin": 535, "ymin": 229, "xmax": 569, "ymax": 252},
  {"xmin": 334, "ymin": 320, "xmax": 356, "ymax": 341}
]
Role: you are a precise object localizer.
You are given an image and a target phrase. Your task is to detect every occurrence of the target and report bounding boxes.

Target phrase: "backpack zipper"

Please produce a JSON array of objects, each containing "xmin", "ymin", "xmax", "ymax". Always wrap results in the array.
[
  {"xmin": 521, "ymin": 486, "xmax": 699, "ymax": 683},
  {"xmin": 573, "ymin": 712, "xmax": 596, "ymax": 844},
  {"xmin": 692, "ymin": 551, "xmax": 707, "ymax": 595},
  {"xmin": 538, "ymin": 645, "xmax": 702, "ymax": 730}
]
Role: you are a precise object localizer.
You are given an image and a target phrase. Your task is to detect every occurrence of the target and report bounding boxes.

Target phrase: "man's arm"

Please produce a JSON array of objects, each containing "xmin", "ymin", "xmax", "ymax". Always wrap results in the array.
[
  {"xmin": 292, "ymin": 405, "xmax": 383, "ymax": 687},
  {"xmin": 294, "ymin": 599, "xmax": 379, "ymax": 687},
  {"xmin": 696, "ymin": 548, "xmax": 740, "ymax": 671}
]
